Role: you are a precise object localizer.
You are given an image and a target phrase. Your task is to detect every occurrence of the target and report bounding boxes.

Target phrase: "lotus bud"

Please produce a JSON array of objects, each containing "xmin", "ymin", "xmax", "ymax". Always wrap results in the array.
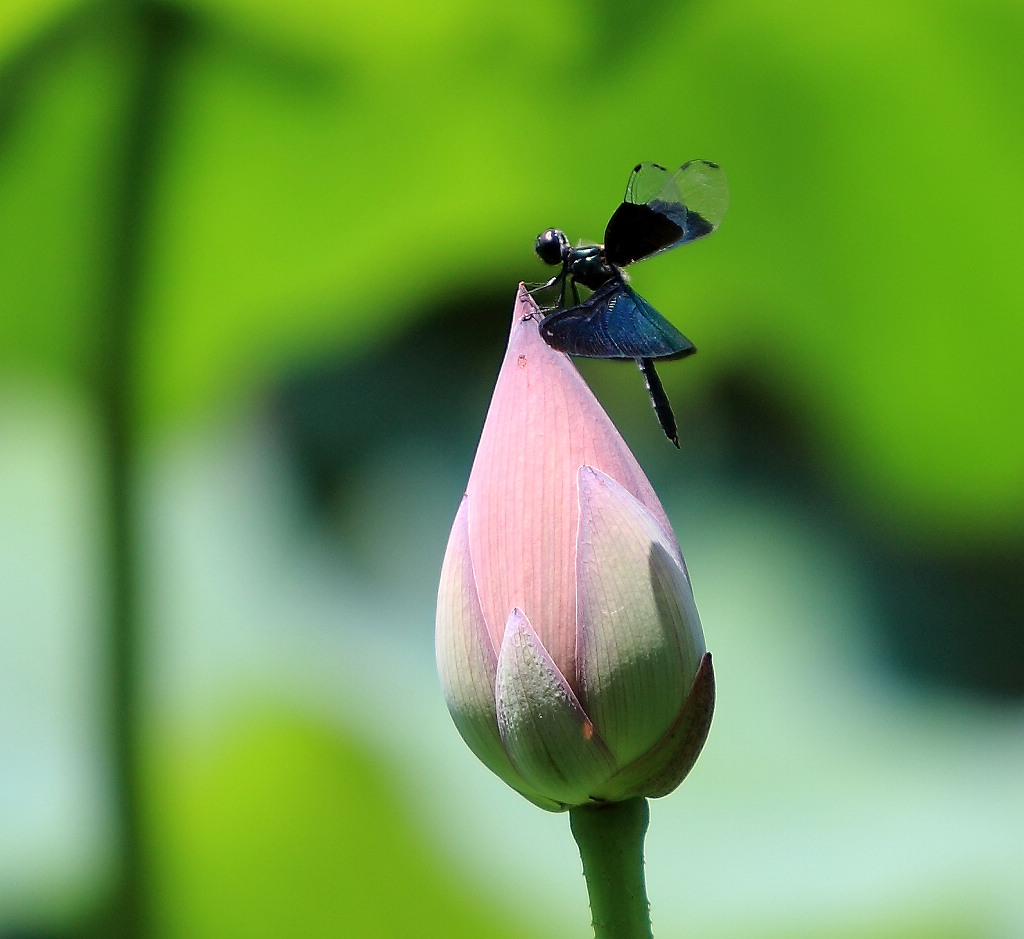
[{"xmin": 436, "ymin": 286, "xmax": 713, "ymax": 811}]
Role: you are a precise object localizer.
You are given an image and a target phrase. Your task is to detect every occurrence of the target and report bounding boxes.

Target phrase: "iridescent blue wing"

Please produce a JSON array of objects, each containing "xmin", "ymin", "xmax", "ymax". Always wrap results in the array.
[
  {"xmin": 604, "ymin": 160, "xmax": 728, "ymax": 267},
  {"xmin": 539, "ymin": 280, "xmax": 695, "ymax": 359}
]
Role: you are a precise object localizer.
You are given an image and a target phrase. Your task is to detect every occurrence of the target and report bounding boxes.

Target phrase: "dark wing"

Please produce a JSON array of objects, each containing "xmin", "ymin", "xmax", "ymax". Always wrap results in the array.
[
  {"xmin": 539, "ymin": 280, "xmax": 695, "ymax": 359},
  {"xmin": 604, "ymin": 160, "xmax": 728, "ymax": 267}
]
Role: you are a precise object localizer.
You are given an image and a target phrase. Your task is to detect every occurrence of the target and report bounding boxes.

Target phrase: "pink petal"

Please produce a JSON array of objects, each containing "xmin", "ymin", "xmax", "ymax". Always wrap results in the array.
[
  {"xmin": 575, "ymin": 466, "xmax": 704, "ymax": 767},
  {"xmin": 435, "ymin": 497, "xmax": 502, "ymax": 765},
  {"xmin": 436, "ymin": 497, "xmax": 562, "ymax": 810},
  {"xmin": 465, "ymin": 286, "xmax": 678, "ymax": 687},
  {"xmin": 495, "ymin": 608, "xmax": 616, "ymax": 807}
]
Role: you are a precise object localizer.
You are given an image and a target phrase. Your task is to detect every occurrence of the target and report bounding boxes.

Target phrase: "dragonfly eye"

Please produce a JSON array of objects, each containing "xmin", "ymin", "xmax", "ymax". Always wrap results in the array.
[{"xmin": 535, "ymin": 228, "xmax": 569, "ymax": 266}]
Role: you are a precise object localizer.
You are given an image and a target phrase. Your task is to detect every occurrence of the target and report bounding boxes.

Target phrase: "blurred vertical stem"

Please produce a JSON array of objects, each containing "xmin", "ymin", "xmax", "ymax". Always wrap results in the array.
[
  {"xmin": 569, "ymin": 798, "xmax": 654, "ymax": 939},
  {"xmin": 92, "ymin": 1, "xmax": 184, "ymax": 935}
]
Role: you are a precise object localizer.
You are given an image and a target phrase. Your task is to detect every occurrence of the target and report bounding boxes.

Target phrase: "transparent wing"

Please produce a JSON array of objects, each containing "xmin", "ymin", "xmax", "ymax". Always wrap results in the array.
[
  {"xmin": 604, "ymin": 160, "xmax": 728, "ymax": 267},
  {"xmin": 539, "ymin": 280, "xmax": 695, "ymax": 360}
]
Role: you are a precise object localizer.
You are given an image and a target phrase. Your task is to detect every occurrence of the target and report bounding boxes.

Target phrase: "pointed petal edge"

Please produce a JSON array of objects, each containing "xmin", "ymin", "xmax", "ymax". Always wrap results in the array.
[
  {"xmin": 575, "ymin": 465, "xmax": 703, "ymax": 766},
  {"xmin": 496, "ymin": 609, "xmax": 617, "ymax": 807},
  {"xmin": 591, "ymin": 652, "xmax": 715, "ymax": 802},
  {"xmin": 436, "ymin": 499, "xmax": 562, "ymax": 811}
]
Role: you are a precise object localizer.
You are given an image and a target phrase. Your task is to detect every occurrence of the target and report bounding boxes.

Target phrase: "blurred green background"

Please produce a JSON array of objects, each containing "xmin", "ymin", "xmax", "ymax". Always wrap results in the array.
[{"xmin": 1, "ymin": 0, "xmax": 1022, "ymax": 937}]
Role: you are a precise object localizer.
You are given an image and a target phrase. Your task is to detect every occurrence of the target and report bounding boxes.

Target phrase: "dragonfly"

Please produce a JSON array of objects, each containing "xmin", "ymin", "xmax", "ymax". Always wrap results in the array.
[{"xmin": 532, "ymin": 160, "xmax": 727, "ymax": 446}]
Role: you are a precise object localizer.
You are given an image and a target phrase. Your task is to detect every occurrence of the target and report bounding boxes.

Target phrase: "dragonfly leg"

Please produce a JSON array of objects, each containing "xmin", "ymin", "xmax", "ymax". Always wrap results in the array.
[
  {"xmin": 528, "ymin": 272, "xmax": 563, "ymax": 294},
  {"xmin": 527, "ymin": 262, "xmax": 572, "ymax": 312}
]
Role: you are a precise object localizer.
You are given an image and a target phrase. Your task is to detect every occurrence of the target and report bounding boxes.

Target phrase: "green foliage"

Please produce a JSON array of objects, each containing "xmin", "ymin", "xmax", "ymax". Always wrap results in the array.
[
  {"xmin": 1, "ymin": 0, "xmax": 1021, "ymax": 536},
  {"xmin": 0, "ymin": 3, "xmax": 1021, "ymax": 929},
  {"xmin": 152, "ymin": 710, "xmax": 544, "ymax": 939}
]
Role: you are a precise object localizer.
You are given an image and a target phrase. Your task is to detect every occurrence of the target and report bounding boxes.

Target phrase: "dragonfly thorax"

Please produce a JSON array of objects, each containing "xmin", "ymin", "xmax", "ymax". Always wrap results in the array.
[
  {"xmin": 536, "ymin": 228, "xmax": 618, "ymax": 291},
  {"xmin": 568, "ymin": 249, "xmax": 617, "ymax": 291}
]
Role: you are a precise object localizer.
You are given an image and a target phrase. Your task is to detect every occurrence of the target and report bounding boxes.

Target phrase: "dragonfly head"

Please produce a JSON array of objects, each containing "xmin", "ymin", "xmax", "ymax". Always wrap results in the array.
[{"xmin": 535, "ymin": 228, "xmax": 570, "ymax": 267}]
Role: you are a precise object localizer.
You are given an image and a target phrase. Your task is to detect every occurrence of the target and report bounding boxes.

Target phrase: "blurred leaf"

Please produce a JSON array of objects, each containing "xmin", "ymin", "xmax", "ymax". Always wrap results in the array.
[
  {"xmin": 152, "ymin": 710, "xmax": 549, "ymax": 939},
  {"xmin": 0, "ymin": 0, "xmax": 85, "ymax": 63},
  {"xmin": 664, "ymin": 0, "xmax": 1024, "ymax": 535},
  {"xmin": 0, "ymin": 3, "xmax": 127, "ymax": 385},
  {"xmin": 0, "ymin": 0, "xmax": 1021, "ymax": 531}
]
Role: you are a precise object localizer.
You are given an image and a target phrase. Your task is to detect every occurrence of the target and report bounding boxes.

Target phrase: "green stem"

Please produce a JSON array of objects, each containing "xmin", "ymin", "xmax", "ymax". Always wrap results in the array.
[
  {"xmin": 90, "ymin": 2, "xmax": 186, "ymax": 935},
  {"xmin": 569, "ymin": 798, "xmax": 654, "ymax": 939}
]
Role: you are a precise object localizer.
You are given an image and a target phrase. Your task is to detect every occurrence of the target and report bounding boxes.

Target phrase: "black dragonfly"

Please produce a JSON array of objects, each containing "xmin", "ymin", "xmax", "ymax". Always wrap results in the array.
[{"xmin": 532, "ymin": 160, "xmax": 727, "ymax": 446}]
